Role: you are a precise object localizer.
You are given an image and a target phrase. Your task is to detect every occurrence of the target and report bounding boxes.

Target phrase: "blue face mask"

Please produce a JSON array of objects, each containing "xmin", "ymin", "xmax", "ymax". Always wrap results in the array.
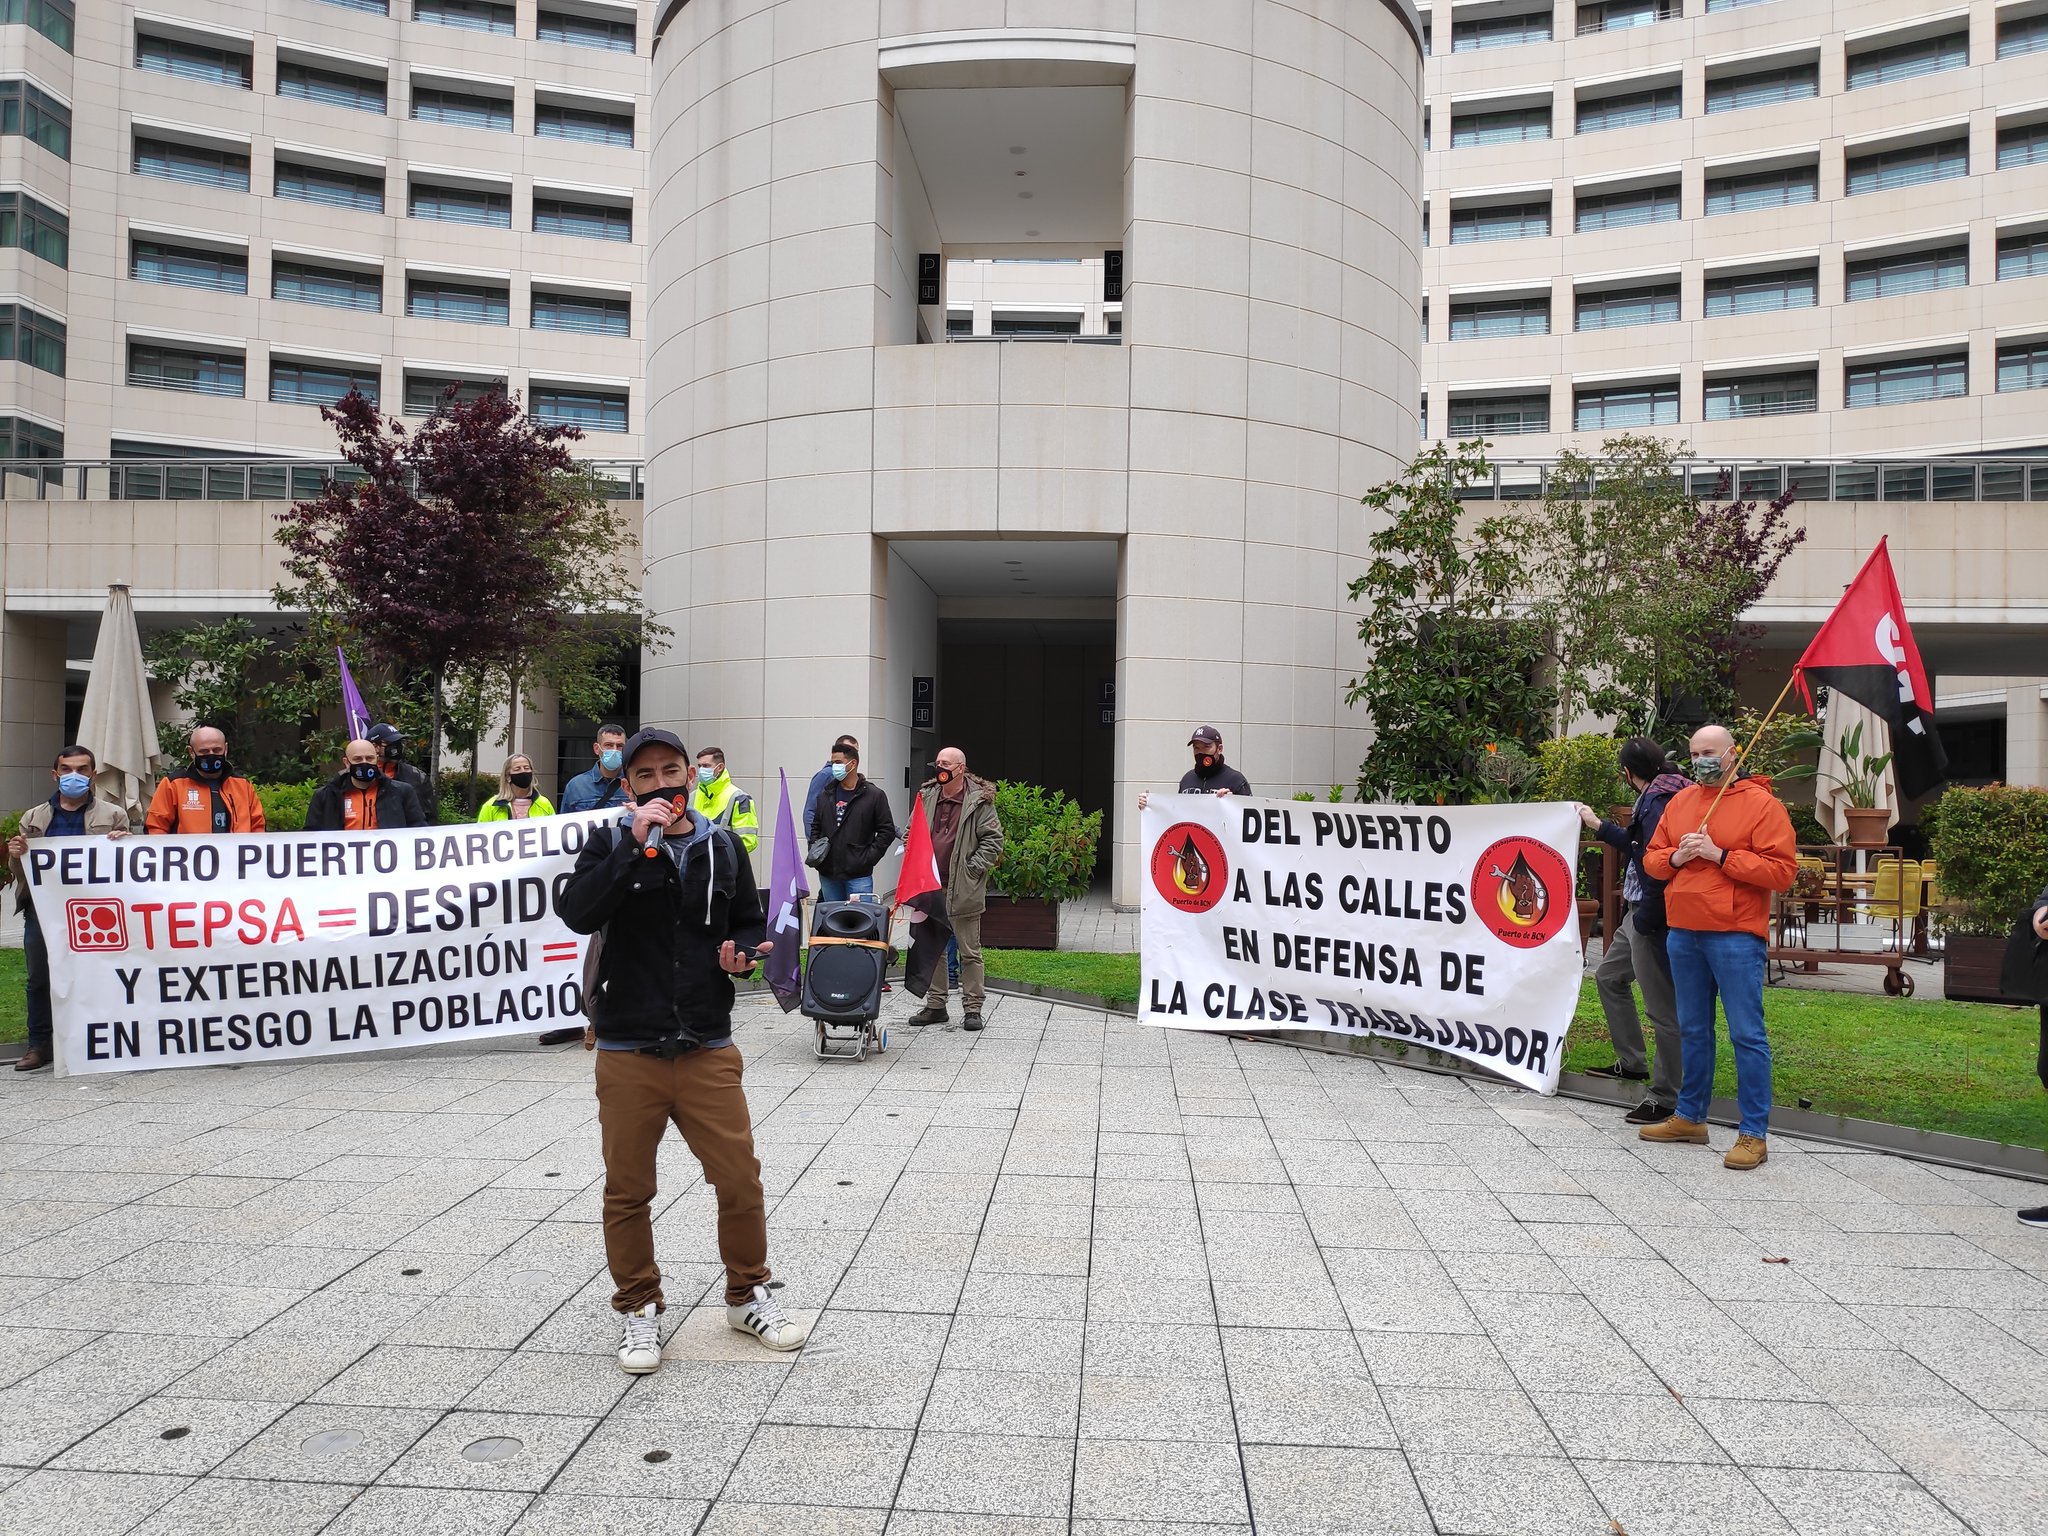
[
  {"xmin": 697, "ymin": 765, "xmax": 717, "ymax": 786},
  {"xmin": 830, "ymin": 762, "xmax": 848, "ymax": 782},
  {"xmin": 599, "ymin": 748, "xmax": 622, "ymax": 772},
  {"xmin": 57, "ymin": 772, "xmax": 90, "ymax": 799}
]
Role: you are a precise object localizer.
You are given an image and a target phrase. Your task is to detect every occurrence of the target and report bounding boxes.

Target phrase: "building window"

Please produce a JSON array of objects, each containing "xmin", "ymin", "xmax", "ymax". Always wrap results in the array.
[
  {"xmin": 1575, "ymin": 283, "xmax": 1679, "ymax": 331},
  {"xmin": 1846, "ymin": 138, "xmax": 1967, "ymax": 196},
  {"xmin": 1997, "ymin": 340, "xmax": 2048, "ymax": 393},
  {"xmin": 1419, "ymin": 397, "xmax": 1428, "ymax": 439},
  {"xmin": 1574, "ymin": 381, "xmax": 1677, "ymax": 430},
  {"xmin": 404, "ymin": 373, "xmax": 505, "ymax": 416},
  {"xmin": 1704, "ymin": 266, "xmax": 1818, "ymax": 315},
  {"xmin": 1449, "ymin": 200, "xmax": 1550, "ymax": 243},
  {"xmin": 273, "ymin": 259, "xmax": 382, "ymax": 313},
  {"xmin": 0, "ymin": 303, "xmax": 63, "ymax": 375},
  {"xmin": 276, "ymin": 159, "xmax": 385, "ymax": 213},
  {"xmin": 1448, "ymin": 394, "xmax": 1549, "ymax": 437},
  {"xmin": 991, "ymin": 310, "xmax": 1081, "ymax": 337},
  {"xmin": 535, "ymin": 101, "xmax": 634, "ymax": 147},
  {"xmin": 1575, "ymin": 183, "xmax": 1680, "ymax": 232},
  {"xmin": 133, "ymin": 135, "xmax": 248, "ymax": 191},
  {"xmin": 0, "ymin": 80, "xmax": 70, "ymax": 160},
  {"xmin": 407, "ymin": 277, "xmax": 510, "ymax": 325},
  {"xmin": 279, "ymin": 61, "xmax": 386, "ymax": 114},
  {"xmin": 1450, "ymin": 106, "xmax": 1551, "ymax": 147},
  {"xmin": 1844, "ymin": 354, "xmax": 1966, "ymax": 408},
  {"xmin": 413, "ymin": 0, "xmax": 513, "ymax": 33},
  {"xmin": 1846, "ymin": 245, "xmax": 1967, "ymax": 302},
  {"xmin": 945, "ymin": 309, "xmax": 973, "ymax": 338},
  {"xmin": 532, "ymin": 289, "xmax": 630, "ymax": 335},
  {"xmin": 317, "ymin": 0, "xmax": 388, "ymax": 12},
  {"xmin": 0, "ymin": 415, "xmax": 63, "ymax": 458},
  {"xmin": 410, "ymin": 181, "xmax": 511, "ymax": 227},
  {"xmin": 0, "ymin": 191, "xmax": 66, "ymax": 268},
  {"xmin": 411, "ymin": 85, "xmax": 512, "ymax": 132},
  {"xmin": 136, "ymin": 30, "xmax": 251, "ymax": 89},
  {"xmin": 1704, "ymin": 0, "xmax": 1773, "ymax": 10},
  {"xmin": 1, "ymin": 0, "xmax": 74, "ymax": 51},
  {"xmin": 1419, "ymin": 301, "xmax": 1427, "ymax": 343},
  {"xmin": 532, "ymin": 385, "xmax": 627, "ymax": 431},
  {"xmin": 1452, "ymin": 10, "xmax": 1551, "ymax": 50},
  {"xmin": 2000, "ymin": 12, "xmax": 2048, "ymax": 58},
  {"xmin": 132, "ymin": 238, "xmax": 245, "ymax": 293},
  {"xmin": 128, "ymin": 342, "xmax": 244, "ymax": 397},
  {"xmin": 538, "ymin": 8, "xmax": 635, "ymax": 51},
  {"xmin": 1704, "ymin": 372, "xmax": 1817, "ymax": 419},
  {"xmin": 1847, "ymin": 31, "xmax": 1968, "ymax": 89},
  {"xmin": 1999, "ymin": 229, "xmax": 2048, "ymax": 281},
  {"xmin": 271, "ymin": 358, "xmax": 380, "ymax": 407},
  {"xmin": 1448, "ymin": 295, "xmax": 1549, "ymax": 339},
  {"xmin": 1706, "ymin": 62, "xmax": 1819, "ymax": 113},
  {"xmin": 1999, "ymin": 120, "xmax": 2048, "ymax": 171},
  {"xmin": 534, "ymin": 195, "xmax": 631, "ymax": 241},
  {"xmin": 1577, "ymin": 85, "xmax": 1680, "ymax": 134},
  {"xmin": 1577, "ymin": 0, "xmax": 1678, "ymax": 36},
  {"xmin": 1705, "ymin": 164, "xmax": 1817, "ymax": 214}
]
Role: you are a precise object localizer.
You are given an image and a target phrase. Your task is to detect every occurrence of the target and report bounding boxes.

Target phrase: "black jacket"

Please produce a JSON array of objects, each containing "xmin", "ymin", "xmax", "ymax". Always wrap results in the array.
[
  {"xmin": 558, "ymin": 815, "xmax": 767, "ymax": 1045},
  {"xmin": 304, "ymin": 772, "xmax": 426, "ymax": 832},
  {"xmin": 1592, "ymin": 772, "xmax": 1689, "ymax": 936},
  {"xmin": 807, "ymin": 778, "xmax": 898, "ymax": 879},
  {"xmin": 385, "ymin": 761, "xmax": 435, "ymax": 823},
  {"xmin": 1179, "ymin": 762, "xmax": 1253, "ymax": 796}
]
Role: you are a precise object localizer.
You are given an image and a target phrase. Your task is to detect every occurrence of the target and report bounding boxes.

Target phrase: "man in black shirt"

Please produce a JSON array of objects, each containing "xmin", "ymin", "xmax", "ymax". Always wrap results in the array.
[
  {"xmin": 1139, "ymin": 725, "xmax": 1252, "ymax": 810},
  {"xmin": 807, "ymin": 740, "xmax": 897, "ymax": 902}
]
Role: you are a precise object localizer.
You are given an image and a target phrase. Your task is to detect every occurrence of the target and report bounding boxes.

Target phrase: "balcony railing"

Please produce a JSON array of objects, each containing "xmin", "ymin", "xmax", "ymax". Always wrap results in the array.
[
  {"xmin": 1446, "ymin": 456, "xmax": 2048, "ymax": 503},
  {"xmin": 0, "ymin": 458, "xmax": 646, "ymax": 502}
]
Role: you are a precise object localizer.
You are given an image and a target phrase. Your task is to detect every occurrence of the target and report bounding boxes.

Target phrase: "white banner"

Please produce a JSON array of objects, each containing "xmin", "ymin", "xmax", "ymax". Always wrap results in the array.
[
  {"xmin": 1139, "ymin": 797, "xmax": 1585, "ymax": 1094},
  {"xmin": 24, "ymin": 815, "xmax": 604, "ymax": 1076}
]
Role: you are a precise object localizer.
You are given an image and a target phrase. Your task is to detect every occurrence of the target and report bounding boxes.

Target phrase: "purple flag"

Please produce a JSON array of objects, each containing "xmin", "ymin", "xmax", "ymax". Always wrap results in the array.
[
  {"xmin": 764, "ymin": 768, "xmax": 810, "ymax": 1012},
  {"xmin": 336, "ymin": 647, "xmax": 372, "ymax": 740}
]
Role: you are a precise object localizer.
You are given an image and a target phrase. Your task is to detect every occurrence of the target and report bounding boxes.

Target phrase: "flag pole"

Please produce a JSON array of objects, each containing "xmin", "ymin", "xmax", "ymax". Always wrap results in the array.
[{"xmin": 1697, "ymin": 668, "xmax": 1801, "ymax": 832}]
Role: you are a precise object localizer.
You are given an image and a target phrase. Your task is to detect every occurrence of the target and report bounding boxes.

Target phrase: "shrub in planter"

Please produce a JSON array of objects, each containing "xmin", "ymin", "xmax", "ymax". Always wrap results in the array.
[
  {"xmin": 1535, "ymin": 735, "xmax": 1628, "ymax": 811},
  {"xmin": 1926, "ymin": 784, "xmax": 2048, "ymax": 1002},
  {"xmin": 256, "ymin": 781, "xmax": 319, "ymax": 833},
  {"xmin": 988, "ymin": 781, "xmax": 1102, "ymax": 903}
]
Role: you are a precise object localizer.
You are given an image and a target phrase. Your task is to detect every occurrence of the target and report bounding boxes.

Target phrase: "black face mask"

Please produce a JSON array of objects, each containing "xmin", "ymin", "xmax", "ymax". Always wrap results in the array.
[
  {"xmin": 1194, "ymin": 753, "xmax": 1219, "ymax": 775},
  {"xmin": 932, "ymin": 764, "xmax": 955, "ymax": 785},
  {"xmin": 509, "ymin": 772, "xmax": 535, "ymax": 791},
  {"xmin": 381, "ymin": 744, "xmax": 402, "ymax": 763},
  {"xmin": 350, "ymin": 763, "xmax": 381, "ymax": 785},
  {"xmin": 194, "ymin": 754, "xmax": 227, "ymax": 777}
]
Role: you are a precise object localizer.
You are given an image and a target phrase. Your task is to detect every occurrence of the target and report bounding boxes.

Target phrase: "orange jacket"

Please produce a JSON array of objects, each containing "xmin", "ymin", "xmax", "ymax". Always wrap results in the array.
[
  {"xmin": 145, "ymin": 772, "xmax": 266, "ymax": 835},
  {"xmin": 1642, "ymin": 774, "xmax": 1797, "ymax": 939}
]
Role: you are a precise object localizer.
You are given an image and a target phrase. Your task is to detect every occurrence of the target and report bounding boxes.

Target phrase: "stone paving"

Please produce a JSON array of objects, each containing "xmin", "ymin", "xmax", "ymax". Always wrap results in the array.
[{"xmin": 1, "ymin": 990, "xmax": 2045, "ymax": 1535}]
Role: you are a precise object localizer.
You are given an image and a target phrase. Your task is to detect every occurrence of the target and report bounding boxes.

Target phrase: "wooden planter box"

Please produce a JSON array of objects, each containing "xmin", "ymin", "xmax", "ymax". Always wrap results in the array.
[
  {"xmin": 982, "ymin": 897, "xmax": 1060, "ymax": 950},
  {"xmin": 1944, "ymin": 934, "xmax": 2015, "ymax": 1003}
]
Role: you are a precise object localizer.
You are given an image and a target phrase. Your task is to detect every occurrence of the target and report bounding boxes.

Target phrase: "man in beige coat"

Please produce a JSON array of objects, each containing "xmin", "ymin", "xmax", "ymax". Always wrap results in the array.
[{"xmin": 907, "ymin": 748, "xmax": 1005, "ymax": 1033}]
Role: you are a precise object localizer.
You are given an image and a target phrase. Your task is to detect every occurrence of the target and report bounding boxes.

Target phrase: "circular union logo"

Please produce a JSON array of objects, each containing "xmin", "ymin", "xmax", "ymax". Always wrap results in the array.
[
  {"xmin": 1150, "ymin": 822, "xmax": 1229, "ymax": 915},
  {"xmin": 1470, "ymin": 836, "xmax": 1574, "ymax": 949}
]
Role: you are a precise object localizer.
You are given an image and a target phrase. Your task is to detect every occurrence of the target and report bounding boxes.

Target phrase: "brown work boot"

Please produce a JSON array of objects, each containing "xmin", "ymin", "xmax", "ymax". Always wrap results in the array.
[
  {"xmin": 1638, "ymin": 1115, "xmax": 1710, "ymax": 1145},
  {"xmin": 1723, "ymin": 1134, "xmax": 1768, "ymax": 1171}
]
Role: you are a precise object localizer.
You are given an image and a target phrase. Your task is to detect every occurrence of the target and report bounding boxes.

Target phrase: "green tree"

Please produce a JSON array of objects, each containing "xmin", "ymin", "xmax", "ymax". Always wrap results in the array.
[{"xmin": 1346, "ymin": 441, "xmax": 1553, "ymax": 805}]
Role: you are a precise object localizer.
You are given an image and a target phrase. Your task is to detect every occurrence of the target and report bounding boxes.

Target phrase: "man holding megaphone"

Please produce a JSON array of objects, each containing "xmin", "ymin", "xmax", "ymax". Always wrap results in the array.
[{"xmin": 559, "ymin": 727, "xmax": 809, "ymax": 1375}]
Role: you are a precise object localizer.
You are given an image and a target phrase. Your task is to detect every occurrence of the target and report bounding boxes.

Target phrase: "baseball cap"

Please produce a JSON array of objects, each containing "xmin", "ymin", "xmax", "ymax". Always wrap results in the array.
[
  {"xmin": 622, "ymin": 727, "xmax": 688, "ymax": 766},
  {"xmin": 366, "ymin": 722, "xmax": 403, "ymax": 744},
  {"xmin": 1188, "ymin": 725, "xmax": 1223, "ymax": 746}
]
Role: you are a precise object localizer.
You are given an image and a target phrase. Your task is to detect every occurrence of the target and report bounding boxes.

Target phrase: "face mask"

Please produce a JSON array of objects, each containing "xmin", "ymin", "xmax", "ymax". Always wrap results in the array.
[
  {"xmin": 935, "ymin": 768, "xmax": 955, "ymax": 786},
  {"xmin": 1690, "ymin": 755, "xmax": 1724, "ymax": 784},
  {"xmin": 509, "ymin": 772, "xmax": 534, "ymax": 791},
  {"xmin": 350, "ymin": 763, "xmax": 381, "ymax": 785},
  {"xmin": 599, "ymin": 748, "xmax": 622, "ymax": 772},
  {"xmin": 380, "ymin": 743, "xmax": 402, "ymax": 763},
  {"xmin": 1196, "ymin": 753, "xmax": 1218, "ymax": 772},
  {"xmin": 194, "ymin": 754, "xmax": 227, "ymax": 777},
  {"xmin": 830, "ymin": 762, "xmax": 849, "ymax": 782},
  {"xmin": 56, "ymin": 772, "xmax": 90, "ymax": 799},
  {"xmin": 697, "ymin": 765, "xmax": 717, "ymax": 786}
]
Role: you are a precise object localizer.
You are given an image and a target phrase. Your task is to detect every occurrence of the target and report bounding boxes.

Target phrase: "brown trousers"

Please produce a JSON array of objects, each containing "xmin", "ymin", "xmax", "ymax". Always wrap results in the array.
[
  {"xmin": 923, "ymin": 909, "xmax": 984, "ymax": 1013},
  {"xmin": 594, "ymin": 1045, "xmax": 770, "ymax": 1311}
]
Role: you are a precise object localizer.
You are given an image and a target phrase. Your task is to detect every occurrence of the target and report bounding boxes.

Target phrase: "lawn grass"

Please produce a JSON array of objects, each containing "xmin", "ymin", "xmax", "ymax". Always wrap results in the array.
[
  {"xmin": 985, "ymin": 947, "xmax": 2048, "ymax": 1152},
  {"xmin": 0, "ymin": 947, "xmax": 23, "ymax": 1045}
]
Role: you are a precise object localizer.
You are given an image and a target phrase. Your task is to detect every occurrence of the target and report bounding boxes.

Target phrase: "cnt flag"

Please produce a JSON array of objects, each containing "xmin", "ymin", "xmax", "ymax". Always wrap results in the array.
[
  {"xmin": 762, "ymin": 769, "xmax": 811, "ymax": 1012},
  {"xmin": 1794, "ymin": 536, "xmax": 1948, "ymax": 799},
  {"xmin": 336, "ymin": 647, "xmax": 373, "ymax": 742},
  {"xmin": 895, "ymin": 795, "xmax": 951, "ymax": 999}
]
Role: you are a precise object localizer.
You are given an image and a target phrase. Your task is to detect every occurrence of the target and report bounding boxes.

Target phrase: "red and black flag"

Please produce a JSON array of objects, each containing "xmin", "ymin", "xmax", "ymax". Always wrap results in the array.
[
  {"xmin": 894, "ymin": 796, "xmax": 951, "ymax": 999},
  {"xmin": 1794, "ymin": 537, "xmax": 1947, "ymax": 799}
]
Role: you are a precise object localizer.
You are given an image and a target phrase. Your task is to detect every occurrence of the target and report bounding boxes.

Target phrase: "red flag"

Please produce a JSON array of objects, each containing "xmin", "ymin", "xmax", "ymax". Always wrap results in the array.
[
  {"xmin": 893, "ymin": 797, "xmax": 951, "ymax": 1000},
  {"xmin": 1793, "ymin": 537, "xmax": 1947, "ymax": 798}
]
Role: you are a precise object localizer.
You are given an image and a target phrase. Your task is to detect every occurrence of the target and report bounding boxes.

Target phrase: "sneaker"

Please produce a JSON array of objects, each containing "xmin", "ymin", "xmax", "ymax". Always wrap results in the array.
[
  {"xmin": 616, "ymin": 1302, "xmax": 661, "ymax": 1374},
  {"xmin": 1723, "ymin": 1134, "xmax": 1768, "ymax": 1171},
  {"xmin": 961, "ymin": 1012, "xmax": 985, "ymax": 1032},
  {"xmin": 1623, "ymin": 1099, "xmax": 1673, "ymax": 1126},
  {"xmin": 907, "ymin": 1006, "xmax": 948, "ymax": 1027},
  {"xmin": 1585, "ymin": 1061, "xmax": 1650, "ymax": 1082},
  {"xmin": 1638, "ymin": 1115, "xmax": 1710, "ymax": 1145},
  {"xmin": 536, "ymin": 1027, "xmax": 584, "ymax": 1047},
  {"xmin": 729, "ymin": 1284, "xmax": 808, "ymax": 1351},
  {"xmin": 2019, "ymin": 1207, "xmax": 2048, "ymax": 1229}
]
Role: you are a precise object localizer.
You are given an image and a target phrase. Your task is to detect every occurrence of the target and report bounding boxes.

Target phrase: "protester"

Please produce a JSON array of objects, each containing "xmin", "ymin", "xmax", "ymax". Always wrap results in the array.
[
  {"xmin": 808, "ymin": 740, "xmax": 896, "ymax": 903},
  {"xmin": 1640, "ymin": 723, "xmax": 1798, "ymax": 1170},
  {"xmin": 366, "ymin": 723, "xmax": 434, "ymax": 822},
  {"xmin": 907, "ymin": 748, "xmax": 1006, "ymax": 1033},
  {"xmin": 692, "ymin": 747, "xmax": 759, "ymax": 855},
  {"xmin": 803, "ymin": 733, "xmax": 859, "ymax": 840},
  {"xmin": 1138, "ymin": 725, "xmax": 1252, "ymax": 810},
  {"xmin": 561, "ymin": 723, "xmax": 630, "ymax": 814},
  {"xmin": 8, "ymin": 746, "xmax": 128, "ymax": 1072},
  {"xmin": 478, "ymin": 755, "xmax": 554, "ymax": 822},
  {"xmin": 2024, "ymin": 884, "xmax": 2048, "ymax": 1229},
  {"xmin": 144, "ymin": 725, "xmax": 265, "ymax": 834},
  {"xmin": 1580, "ymin": 737, "xmax": 1691, "ymax": 1125},
  {"xmin": 305, "ymin": 739, "xmax": 427, "ymax": 832},
  {"xmin": 558, "ymin": 726, "xmax": 806, "ymax": 1370}
]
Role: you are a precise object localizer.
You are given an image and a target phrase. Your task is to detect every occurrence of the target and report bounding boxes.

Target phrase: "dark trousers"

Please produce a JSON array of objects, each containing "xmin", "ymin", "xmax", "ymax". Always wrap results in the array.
[
  {"xmin": 22, "ymin": 902, "xmax": 50, "ymax": 1050},
  {"xmin": 2038, "ymin": 1005, "xmax": 2048, "ymax": 1094}
]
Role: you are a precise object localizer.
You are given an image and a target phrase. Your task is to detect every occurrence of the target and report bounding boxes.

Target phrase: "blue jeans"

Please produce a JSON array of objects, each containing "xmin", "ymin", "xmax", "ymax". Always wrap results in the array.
[
  {"xmin": 1665, "ymin": 928, "xmax": 1772, "ymax": 1137},
  {"xmin": 819, "ymin": 875, "xmax": 874, "ymax": 903}
]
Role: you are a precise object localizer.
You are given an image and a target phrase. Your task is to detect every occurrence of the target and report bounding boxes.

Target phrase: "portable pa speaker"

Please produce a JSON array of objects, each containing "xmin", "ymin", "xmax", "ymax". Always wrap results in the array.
[{"xmin": 803, "ymin": 901, "xmax": 889, "ymax": 1024}]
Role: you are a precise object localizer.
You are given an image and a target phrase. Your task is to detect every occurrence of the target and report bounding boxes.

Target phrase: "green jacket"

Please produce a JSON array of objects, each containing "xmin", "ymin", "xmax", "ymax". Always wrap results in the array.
[
  {"xmin": 477, "ymin": 795, "xmax": 555, "ymax": 822},
  {"xmin": 691, "ymin": 771, "xmax": 759, "ymax": 854},
  {"xmin": 916, "ymin": 775, "xmax": 1004, "ymax": 919}
]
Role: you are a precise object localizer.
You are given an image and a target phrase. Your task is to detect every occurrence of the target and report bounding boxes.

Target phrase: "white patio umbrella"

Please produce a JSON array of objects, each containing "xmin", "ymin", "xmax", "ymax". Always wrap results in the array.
[
  {"xmin": 1814, "ymin": 689, "xmax": 1900, "ymax": 841},
  {"xmin": 75, "ymin": 584, "xmax": 162, "ymax": 821}
]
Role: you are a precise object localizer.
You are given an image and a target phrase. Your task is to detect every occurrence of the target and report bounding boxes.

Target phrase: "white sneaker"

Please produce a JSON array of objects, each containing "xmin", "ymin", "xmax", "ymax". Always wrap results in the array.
[
  {"xmin": 617, "ymin": 1302, "xmax": 662, "ymax": 1374},
  {"xmin": 727, "ymin": 1284, "xmax": 808, "ymax": 1351}
]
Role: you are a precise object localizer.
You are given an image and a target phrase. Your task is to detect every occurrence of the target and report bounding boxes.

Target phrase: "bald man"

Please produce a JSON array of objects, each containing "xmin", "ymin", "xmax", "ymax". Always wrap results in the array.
[
  {"xmin": 1639, "ymin": 723, "xmax": 1798, "ymax": 1172},
  {"xmin": 304, "ymin": 738, "xmax": 428, "ymax": 832},
  {"xmin": 908, "ymin": 747, "xmax": 1005, "ymax": 1032}
]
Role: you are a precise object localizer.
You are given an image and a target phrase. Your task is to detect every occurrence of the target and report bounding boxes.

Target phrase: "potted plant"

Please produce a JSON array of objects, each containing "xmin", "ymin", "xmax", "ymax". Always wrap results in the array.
[
  {"xmin": 1831, "ymin": 721, "xmax": 1894, "ymax": 848},
  {"xmin": 983, "ymin": 781, "xmax": 1102, "ymax": 950},
  {"xmin": 1535, "ymin": 736, "xmax": 1628, "ymax": 941},
  {"xmin": 1927, "ymin": 785, "xmax": 2048, "ymax": 1001}
]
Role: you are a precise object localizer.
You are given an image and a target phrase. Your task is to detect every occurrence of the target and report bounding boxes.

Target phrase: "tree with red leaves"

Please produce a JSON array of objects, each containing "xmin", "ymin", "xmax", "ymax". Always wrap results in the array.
[{"xmin": 272, "ymin": 390, "xmax": 661, "ymax": 799}]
